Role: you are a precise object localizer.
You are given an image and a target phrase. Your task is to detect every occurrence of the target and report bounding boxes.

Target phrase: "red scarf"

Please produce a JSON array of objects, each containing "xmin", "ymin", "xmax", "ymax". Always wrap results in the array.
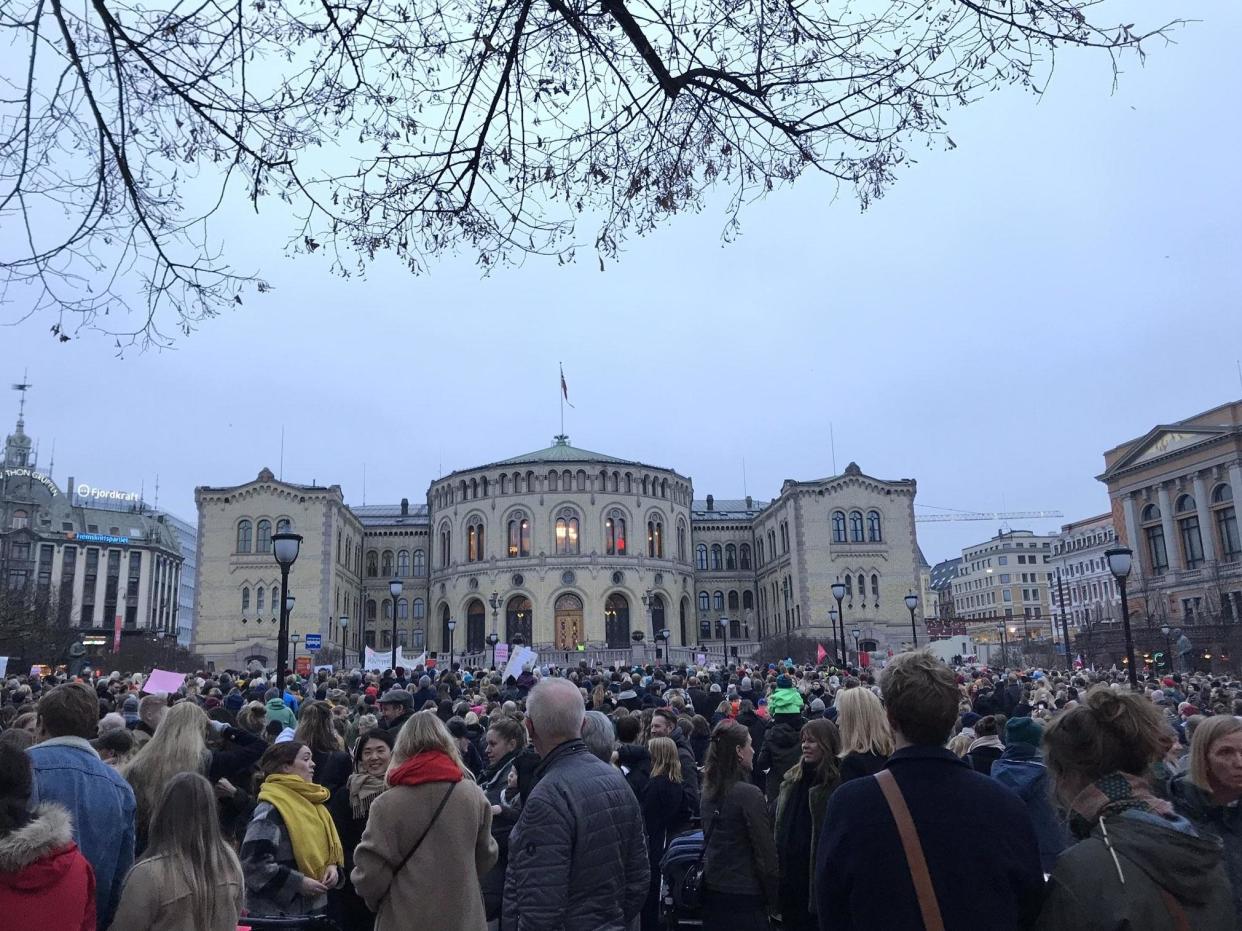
[{"xmin": 387, "ymin": 749, "xmax": 464, "ymax": 788}]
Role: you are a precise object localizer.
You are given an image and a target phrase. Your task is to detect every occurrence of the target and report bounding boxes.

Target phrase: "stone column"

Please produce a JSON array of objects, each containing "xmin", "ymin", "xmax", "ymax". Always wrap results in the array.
[
  {"xmin": 1158, "ymin": 485, "xmax": 1180, "ymax": 571},
  {"xmin": 1122, "ymin": 496, "xmax": 1141, "ymax": 576},
  {"xmin": 1193, "ymin": 474, "xmax": 1217, "ymax": 563}
]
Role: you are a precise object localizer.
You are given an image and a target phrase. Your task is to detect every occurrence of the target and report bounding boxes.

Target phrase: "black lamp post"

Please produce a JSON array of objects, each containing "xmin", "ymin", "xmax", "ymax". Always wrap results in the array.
[
  {"xmin": 719, "ymin": 615, "xmax": 730, "ymax": 669},
  {"xmin": 388, "ymin": 577, "xmax": 403, "ymax": 671},
  {"xmin": 447, "ymin": 619, "xmax": 457, "ymax": 670},
  {"xmin": 290, "ymin": 632, "xmax": 300, "ymax": 673},
  {"xmin": 338, "ymin": 615, "xmax": 350, "ymax": 668},
  {"xmin": 271, "ymin": 530, "xmax": 302, "ymax": 680},
  {"xmin": 831, "ymin": 580, "xmax": 846, "ymax": 666},
  {"xmin": 851, "ymin": 626, "xmax": 861, "ymax": 665},
  {"xmin": 1161, "ymin": 624, "xmax": 1172, "ymax": 672},
  {"xmin": 1105, "ymin": 546, "xmax": 1137, "ymax": 690},
  {"xmin": 905, "ymin": 591, "xmax": 919, "ymax": 649},
  {"xmin": 829, "ymin": 608, "xmax": 840, "ymax": 665},
  {"xmin": 657, "ymin": 627, "xmax": 671, "ymax": 662},
  {"xmin": 486, "ymin": 632, "xmax": 499, "ymax": 669}
]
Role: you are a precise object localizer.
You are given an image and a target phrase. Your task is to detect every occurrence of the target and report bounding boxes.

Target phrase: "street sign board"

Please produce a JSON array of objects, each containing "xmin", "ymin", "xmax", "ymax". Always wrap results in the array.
[{"xmin": 304, "ymin": 634, "xmax": 322, "ymax": 651}]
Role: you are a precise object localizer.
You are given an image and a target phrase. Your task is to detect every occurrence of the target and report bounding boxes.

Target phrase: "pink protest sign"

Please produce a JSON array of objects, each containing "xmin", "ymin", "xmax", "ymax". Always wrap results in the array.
[{"xmin": 141, "ymin": 668, "xmax": 186, "ymax": 695}]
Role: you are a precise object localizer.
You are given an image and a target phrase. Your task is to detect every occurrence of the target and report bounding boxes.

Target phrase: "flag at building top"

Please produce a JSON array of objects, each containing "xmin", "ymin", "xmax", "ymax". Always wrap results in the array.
[{"xmin": 560, "ymin": 363, "xmax": 574, "ymax": 408}]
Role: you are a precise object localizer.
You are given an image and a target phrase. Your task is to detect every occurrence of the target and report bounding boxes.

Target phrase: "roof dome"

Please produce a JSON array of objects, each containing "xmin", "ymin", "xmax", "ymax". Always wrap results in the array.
[{"xmin": 489, "ymin": 435, "xmax": 638, "ymax": 467}]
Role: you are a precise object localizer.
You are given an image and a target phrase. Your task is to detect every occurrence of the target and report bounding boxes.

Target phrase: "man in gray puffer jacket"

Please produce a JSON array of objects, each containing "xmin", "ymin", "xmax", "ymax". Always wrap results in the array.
[{"xmin": 503, "ymin": 677, "xmax": 649, "ymax": 930}]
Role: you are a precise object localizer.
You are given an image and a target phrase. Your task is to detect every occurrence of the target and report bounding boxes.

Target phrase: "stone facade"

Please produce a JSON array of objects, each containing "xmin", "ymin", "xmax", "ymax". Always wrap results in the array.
[
  {"xmin": 1097, "ymin": 400, "xmax": 1242, "ymax": 628},
  {"xmin": 192, "ymin": 440, "xmax": 928, "ymax": 667},
  {"xmin": 953, "ymin": 529, "xmax": 1057, "ymax": 648},
  {"xmin": 193, "ymin": 468, "xmax": 363, "ymax": 669},
  {"xmin": 1048, "ymin": 513, "xmax": 1120, "ymax": 631}
]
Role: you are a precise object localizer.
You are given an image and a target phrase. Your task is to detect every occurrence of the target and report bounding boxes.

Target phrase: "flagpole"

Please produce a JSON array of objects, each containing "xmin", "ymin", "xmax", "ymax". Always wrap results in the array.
[{"xmin": 559, "ymin": 362, "xmax": 564, "ymax": 436}]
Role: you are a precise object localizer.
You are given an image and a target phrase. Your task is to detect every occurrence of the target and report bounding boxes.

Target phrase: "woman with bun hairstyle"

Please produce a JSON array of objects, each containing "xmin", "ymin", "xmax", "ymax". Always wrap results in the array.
[{"xmin": 1035, "ymin": 687, "xmax": 1234, "ymax": 930}]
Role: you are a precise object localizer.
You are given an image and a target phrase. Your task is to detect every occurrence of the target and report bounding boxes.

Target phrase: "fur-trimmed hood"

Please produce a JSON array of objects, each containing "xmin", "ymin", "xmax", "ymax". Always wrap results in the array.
[{"xmin": 0, "ymin": 804, "xmax": 74, "ymax": 873}]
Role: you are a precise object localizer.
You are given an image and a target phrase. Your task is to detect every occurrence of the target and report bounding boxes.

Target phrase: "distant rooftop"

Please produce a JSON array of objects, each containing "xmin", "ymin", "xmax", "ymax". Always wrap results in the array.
[
  {"xmin": 461, "ymin": 435, "xmax": 675, "ymax": 474},
  {"xmin": 691, "ymin": 498, "xmax": 767, "ymax": 519},
  {"xmin": 352, "ymin": 501, "xmax": 429, "ymax": 526}
]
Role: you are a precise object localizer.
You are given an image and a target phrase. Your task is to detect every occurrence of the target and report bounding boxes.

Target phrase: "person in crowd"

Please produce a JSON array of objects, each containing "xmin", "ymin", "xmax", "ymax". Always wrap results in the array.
[
  {"xmin": 28, "ymin": 681, "xmax": 135, "ymax": 928},
  {"xmin": 700, "ymin": 718, "xmax": 779, "ymax": 931},
  {"xmin": 447, "ymin": 717, "xmax": 487, "ymax": 775},
  {"xmin": 352, "ymin": 712, "xmax": 497, "ymax": 931},
  {"xmin": 834, "ymin": 686, "xmax": 893, "ymax": 783},
  {"xmin": 134, "ymin": 694, "xmax": 168, "ymax": 740},
  {"xmin": 640, "ymin": 736, "xmax": 690, "ymax": 931},
  {"xmin": 816, "ymin": 650, "xmax": 1044, "ymax": 931},
  {"xmin": 649, "ymin": 707, "xmax": 700, "ymax": 813},
  {"xmin": 503, "ymin": 677, "xmax": 648, "ymax": 930},
  {"xmin": 241, "ymin": 741, "xmax": 344, "ymax": 918},
  {"xmin": 1168, "ymin": 715, "xmax": 1242, "ymax": 921},
  {"xmin": 327, "ymin": 728, "xmax": 394, "ymax": 931},
  {"xmin": 91, "ymin": 728, "xmax": 136, "ymax": 767},
  {"xmin": 264, "ymin": 689, "xmax": 297, "ymax": 731},
  {"xmin": 377, "ymin": 689, "xmax": 416, "ymax": 733},
  {"xmin": 966, "ymin": 714, "xmax": 1005, "ymax": 775},
  {"xmin": 479, "ymin": 715, "xmax": 527, "ymax": 923},
  {"xmin": 1036, "ymin": 686, "xmax": 1234, "ymax": 930},
  {"xmin": 581, "ymin": 709, "xmax": 617, "ymax": 763},
  {"xmin": 295, "ymin": 700, "xmax": 353, "ymax": 792},
  {"xmin": 991, "ymin": 715, "xmax": 1068, "ymax": 875},
  {"xmin": 111, "ymin": 772, "xmax": 243, "ymax": 931},
  {"xmin": 775, "ymin": 719, "xmax": 841, "ymax": 931},
  {"xmin": 122, "ymin": 701, "xmax": 212, "ymax": 851},
  {"xmin": 737, "ymin": 699, "xmax": 767, "ymax": 760},
  {"xmin": 755, "ymin": 685, "xmax": 803, "ymax": 803},
  {"xmin": 0, "ymin": 744, "xmax": 95, "ymax": 930},
  {"xmin": 689, "ymin": 715, "xmax": 712, "ymax": 765}
]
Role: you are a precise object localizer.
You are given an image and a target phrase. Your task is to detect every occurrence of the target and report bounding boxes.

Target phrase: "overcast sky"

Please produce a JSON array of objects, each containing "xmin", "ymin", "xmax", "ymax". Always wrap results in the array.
[{"xmin": 4, "ymin": 0, "xmax": 1239, "ymax": 567}]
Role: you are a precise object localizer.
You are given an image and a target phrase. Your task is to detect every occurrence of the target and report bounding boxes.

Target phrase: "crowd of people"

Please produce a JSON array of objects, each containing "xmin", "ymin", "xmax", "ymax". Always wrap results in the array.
[{"xmin": 0, "ymin": 649, "xmax": 1238, "ymax": 930}]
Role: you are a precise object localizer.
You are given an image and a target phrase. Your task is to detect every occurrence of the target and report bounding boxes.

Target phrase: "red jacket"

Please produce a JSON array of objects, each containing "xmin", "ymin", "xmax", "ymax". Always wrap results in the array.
[{"xmin": 0, "ymin": 803, "xmax": 96, "ymax": 931}]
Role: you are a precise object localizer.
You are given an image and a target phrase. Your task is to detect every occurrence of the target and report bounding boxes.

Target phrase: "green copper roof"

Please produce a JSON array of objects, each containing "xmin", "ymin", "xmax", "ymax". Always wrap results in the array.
[{"xmin": 489, "ymin": 435, "xmax": 638, "ymax": 467}]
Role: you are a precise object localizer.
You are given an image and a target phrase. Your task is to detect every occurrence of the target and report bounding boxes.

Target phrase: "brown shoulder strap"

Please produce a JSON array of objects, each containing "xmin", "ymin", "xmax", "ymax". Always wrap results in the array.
[
  {"xmin": 1158, "ymin": 888, "xmax": 1191, "ymax": 931},
  {"xmin": 875, "ymin": 769, "xmax": 945, "ymax": 931}
]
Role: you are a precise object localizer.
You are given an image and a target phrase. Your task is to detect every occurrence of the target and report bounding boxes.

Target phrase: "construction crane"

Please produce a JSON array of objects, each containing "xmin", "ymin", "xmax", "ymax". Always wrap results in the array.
[{"xmin": 915, "ymin": 510, "xmax": 1064, "ymax": 523}]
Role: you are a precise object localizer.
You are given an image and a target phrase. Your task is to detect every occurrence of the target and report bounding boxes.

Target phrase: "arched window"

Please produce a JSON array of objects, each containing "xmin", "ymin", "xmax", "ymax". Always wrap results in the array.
[
  {"xmin": 605, "ymin": 510, "xmax": 627, "ymax": 556},
  {"xmin": 507, "ymin": 513, "xmax": 531, "ymax": 558},
  {"xmin": 554, "ymin": 509, "xmax": 580, "ymax": 555},
  {"xmin": 9, "ymin": 509, "xmax": 29, "ymax": 530},
  {"xmin": 467, "ymin": 522, "xmax": 485, "ymax": 562},
  {"xmin": 856, "ymin": 573, "xmax": 865, "ymax": 597},
  {"xmin": 345, "ymin": 538, "xmax": 352, "ymax": 569},
  {"xmin": 413, "ymin": 598, "xmax": 425, "ymax": 619},
  {"xmin": 727, "ymin": 590, "xmax": 739, "ymax": 610},
  {"xmin": 439, "ymin": 525, "xmax": 452, "ymax": 567},
  {"xmin": 466, "ymin": 599, "xmax": 486, "ymax": 652},
  {"xmin": 849, "ymin": 511, "xmax": 864, "ymax": 543},
  {"xmin": 696, "ymin": 544, "xmax": 708, "ymax": 570},
  {"xmin": 500, "ymin": 474, "xmax": 509, "ymax": 494},
  {"xmin": 677, "ymin": 521, "xmax": 687, "ymax": 562},
  {"xmin": 661, "ymin": 479, "xmax": 668, "ymax": 498},
  {"xmin": 381, "ymin": 550, "xmax": 394, "ymax": 577},
  {"xmin": 710, "ymin": 544, "xmax": 723, "ymax": 570},
  {"xmin": 256, "ymin": 520, "xmax": 272, "ymax": 553},
  {"xmin": 413, "ymin": 550, "xmax": 426, "ymax": 576},
  {"xmin": 625, "ymin": 473, "xmax": 633, "ymax": 494},
  {"xmin": 576, "ymin": 470, "xmax": 587, "ymax": 491},
  {"xmin": 712, "ymin": 591, "xmax": 724, "ymax": 612},
  {"xmin": 275, "ymin": 518, "xmax": 291, "ymax": 534},
  {"xmin": 844, "ymin": 576, "xmax": 853, "ymax": 597},
  {"xmin": 871, "ymin": 574, "xmax": 879, "ymax": 598},
  {"xmin": 725, "ymin": 544, "xmax": 737, "ymax": 570},
  {"xmin": 470, "ymin": 479, "xmax": 478, "ymax": 499},
  {"xmin": 397, "ymin": 550, "xmax": 410, "ymax": 577},
  {"xmin": 642, "ymin": 476, "xmax": 650, "ymax": 496},
  {"xmin": 366, "ymin": 551, "xmax": 378, "ymax": 577},
  {"xmin": 397, "ymin": 598, "xmax": 408, "ymax": 619},
  {"xmin": 604, "ymin": 593, "xmax": 629, "ymax": 648},
  {"xmin": 241, "ymin": 587, "xmax": 250, "ymax": 611},
  {"xmin": 611, "ymin": 472, "xmax": 620, "ymax": 493},
  {"xmin": 739, "ymin": 543, "xmax": 752, "ymax": 570},
  {"xmin": 831, "ymin": 511, "xmax": 847, "ymax": 543},
  {"xmin": 548, "ymin": 470, "xmax": 559, "ymax": 491},
  {"xmin": 236, "ymin": 520, "xmax": 253, "ymax": 553},
  {"xmin": 698, "ymin": 591, "xmax": 710, "ymax": 612},
  {"xmin": 742, "ymin": 590, "xmax": 754, "ymax": 610},
  {"xmin": 757, "ymin": 539, "xmax": 765, "ymax": 565},
  {"xmin": 647, "ymin": 519, "xmax": 664, "ymax": 558},
  {"xmin": 505, "ymin": 595, "xmax": 532, "ymax": 644},
  {"xmin": 867, "ymin": 510, "xmax": 882, "ymax": 542},
  {"xmin": 383, "ymin": 599, "xmax": 392, "ymax": 620},
  {"xmin": 1142, "ymin": 503, "xmax": 1160, "ymax": 522},
  {"xmin": 1213, "ymin": 483, "xmax": 1233, "ymax": 504},
  {"xmin": 256, "ymin": 586, "xmax": 266, "ymax": 611},
  {"xmin": 365, "ymin": 599, "xmax": 376, "ymax": 620},
  {"xmin": 1212, "ymin": 483, "xmax": 1239, "ymax": 559}
]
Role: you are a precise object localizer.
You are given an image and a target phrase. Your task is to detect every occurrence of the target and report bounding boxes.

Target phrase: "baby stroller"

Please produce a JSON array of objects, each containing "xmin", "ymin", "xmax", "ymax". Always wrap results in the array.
[
  {"xmin": 659, "ymin": 827, "xmax": 705, "ymax": 929},
  {"xmin": 238, "ymin": 917, "xmax": 340, "ymax": 931}
]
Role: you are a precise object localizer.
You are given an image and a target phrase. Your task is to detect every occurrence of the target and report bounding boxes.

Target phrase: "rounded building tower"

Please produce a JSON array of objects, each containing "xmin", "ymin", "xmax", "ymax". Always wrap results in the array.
[{"xmin": 426, "ymin": 436, "xmax": 694, "ymax": 656}]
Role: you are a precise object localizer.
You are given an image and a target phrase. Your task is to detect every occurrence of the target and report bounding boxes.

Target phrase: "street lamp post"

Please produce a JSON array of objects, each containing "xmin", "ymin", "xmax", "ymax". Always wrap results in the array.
[
  {"xmin": 1056, "ymin": 567, "xmax": 1072, "ymax": 668},
  {"xmin": 1105, "ymin": 546, "xmax": 1137, "ymax": 690},
  {"xmin": 290, "ymin": 633, "xmax": 301, "ymax": 674},
  {"xmin": 487, "ymin": 590, "xmax": 501, "ymax": 670},
  {"xmin": 271, "ymin": 530, "xmax": 303, "ymax": 681},
  {"xmin": 719, "ymin": 616, "xmax": 730, "ymax": 670},
  {"xmin": 831, "ymin": 580, "xmax": 846, "ymax": 667},
  {"xmin": 851, "ymin": 626, "xmax": 861, "ymax": 665},
  {"xmin": 829, "ymin": 608, "xmax": 840, "ymax": 666},
  {"xmin": 284, "ymin": 593, "xmax": 296, "ymax": 674},
  {"xmin": 904, "ymin": 591, "xmax": 919, "ymax": 649},
  {"xmin": 998, "ymin": 623, "xmax": 1008, "ymax": 668},
  {"xmin": 338, "ymin": 615, "xmax": 350, "ymax": 668},
  {"xmin": 1160, "ymin": 624, "xmax": 1172, "ymax": 673},
  {"xmin": 388, "ymin": 578, "xmax": 403, "ymax": 671},
  {"xmin": 486, "ymin": 632, "xmax": 499, "ymax": 669},
  {"xmin": 447, "ymin": 619, "xmax": 457, "ymax": 670},
  {"xmin": 657, "ymin": 628, "xmax": 671, "ymax": 662}
]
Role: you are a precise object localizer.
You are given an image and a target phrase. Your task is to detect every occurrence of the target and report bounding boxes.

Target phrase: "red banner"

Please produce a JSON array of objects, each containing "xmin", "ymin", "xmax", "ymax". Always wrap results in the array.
[
  {"xmin": 112, "ymin": 614, "xmax": 122, "ymax": 653},
  {"xmin": 816, "ymin": 643, "xmax": 827, "ymax": 664}
]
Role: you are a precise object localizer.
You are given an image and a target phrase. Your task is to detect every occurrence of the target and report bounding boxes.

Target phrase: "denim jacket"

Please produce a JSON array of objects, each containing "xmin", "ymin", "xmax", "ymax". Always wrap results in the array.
[{"xmin": 28, "ymin": 736, "xmax": 136, "ymax": 929}]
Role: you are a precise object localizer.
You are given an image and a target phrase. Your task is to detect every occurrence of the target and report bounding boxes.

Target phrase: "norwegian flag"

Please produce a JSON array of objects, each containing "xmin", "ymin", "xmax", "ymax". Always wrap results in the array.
[{"xmin": 560, "ymin": 364, "xmax": 574, "ymax": 408}]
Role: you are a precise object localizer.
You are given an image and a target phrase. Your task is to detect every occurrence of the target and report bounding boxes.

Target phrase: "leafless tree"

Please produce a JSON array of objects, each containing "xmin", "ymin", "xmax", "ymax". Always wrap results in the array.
[{"xmin": 1, "ymin": 0, "xmax": 1180, "ymax": 346}]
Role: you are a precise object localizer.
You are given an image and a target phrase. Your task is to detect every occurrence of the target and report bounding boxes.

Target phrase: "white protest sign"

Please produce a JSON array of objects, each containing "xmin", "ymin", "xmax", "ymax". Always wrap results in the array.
[{"xmin": 502, "ymin": 646, "xmax": 537, "ymax": 683}]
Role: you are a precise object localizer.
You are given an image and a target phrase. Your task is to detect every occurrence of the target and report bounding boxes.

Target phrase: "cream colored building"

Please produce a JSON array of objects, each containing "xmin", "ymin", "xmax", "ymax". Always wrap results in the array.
[
  {"xmin": 193, "ymin": 440, "xmax": 928, "ymax": 668},
  {"xmin": 953, "ymin": 529, "xmax": 1057, "ymax": 645},
  {"xmin": 1098, "ymin": 400, "xmax": 1242, "ymax": 625},
  {"xmin": 193, "ymin": 468, "xmax": 363, "ymax": 669}
]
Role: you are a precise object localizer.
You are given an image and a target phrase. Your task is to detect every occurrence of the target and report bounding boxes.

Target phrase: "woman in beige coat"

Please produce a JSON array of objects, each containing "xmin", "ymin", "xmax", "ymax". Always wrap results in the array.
[
  {"xmin": 352, "ymin": 712, "xmax": 498, "ymax": 931},
  {"xmin": 111, "ymin": 772, "xmax": 243, "ymax": 931}
]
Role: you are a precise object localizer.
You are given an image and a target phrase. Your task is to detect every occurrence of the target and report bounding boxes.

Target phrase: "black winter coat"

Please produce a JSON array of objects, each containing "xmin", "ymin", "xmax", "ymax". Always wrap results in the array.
[{"xmin": 756, "ymin": 720, "xmax": 802, "ymax": 804}]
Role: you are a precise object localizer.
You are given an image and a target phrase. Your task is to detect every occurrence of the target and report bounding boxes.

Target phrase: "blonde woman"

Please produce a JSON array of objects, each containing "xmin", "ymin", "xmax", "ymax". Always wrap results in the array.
[
  {"xmin": 352, "ymin": 712, "xmax": 498, "ymax": 930},
  {"xmin": 640, "ymin": 737, "xmax": 688, "ymax": 931},
  {"xmin": 111, "ymin": 772, "xmax": 243, "ymax": 930},
  {"xmin": 122, "ymin": 701, "xmax": 211, "ymax": 851},
  {"xmin": 834, "ymin": 687, "xmax": 894, "ymax": 783}
]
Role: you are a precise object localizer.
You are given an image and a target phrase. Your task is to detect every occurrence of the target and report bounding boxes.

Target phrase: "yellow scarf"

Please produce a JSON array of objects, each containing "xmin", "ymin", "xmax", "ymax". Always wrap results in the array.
[{"xmin": 258, "ymin": 774, "xmax": 344, "ymax": 881}]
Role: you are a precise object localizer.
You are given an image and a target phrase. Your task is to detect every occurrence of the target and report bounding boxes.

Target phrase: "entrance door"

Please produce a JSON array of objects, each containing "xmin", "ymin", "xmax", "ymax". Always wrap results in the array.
[
  {"xmin": 605, "ymin": 593, "xmax": 630, "ymax": 648},
  {"xmin": 554, "ymin": 593, "xmax": 584, "ymax": 649}
]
